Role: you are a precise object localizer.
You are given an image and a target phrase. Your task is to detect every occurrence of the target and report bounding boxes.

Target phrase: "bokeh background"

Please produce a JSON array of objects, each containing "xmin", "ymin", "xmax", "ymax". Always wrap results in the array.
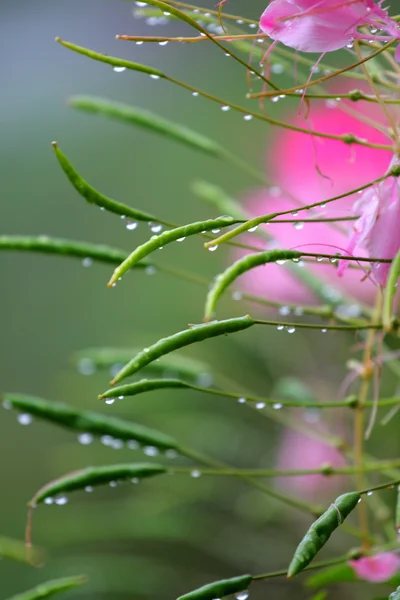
[{"xmin": 1, "ymin": 1, "xmax": 400, "ymax": 599}]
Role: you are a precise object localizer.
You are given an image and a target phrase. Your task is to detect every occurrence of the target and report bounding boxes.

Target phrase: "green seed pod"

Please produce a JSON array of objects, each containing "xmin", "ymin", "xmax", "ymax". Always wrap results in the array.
[
  {"xmin": 107, "ymin": 216, "xmax": 239, "ymax": 285},
  {"xmin": 0, "ymin": 536, "xmax": 43, "ymax": 565},
  {"xmin": 74, "ymin": 347, "xmax": 212, "ymax": 382},
  {"xmin": 31, "ymin": 463, "xmax": 166, "ymax": 506},
  {"xmin": 3, "ymin": 394, "xmax": 178, "ymax": 450},
  {"xmin": 204, "ymin": 250, "xmax": 302, "ymax": 320},
  {"xmin": 52, "ymin": 142, "xmax": 157, "ymax": 222},
  {"xmin": 7, "ymin": 576, "xmax": 86, "ymax": 600},
  {"xmin": 383, "ymin": 249, "xmax": 400, "ymax": 331},
  {"xmin": 390, "ymin": 586, "xmax": 400, "ymax": 600},
  {"xmin": 177, "ymin": 575, "xmax": 252, "ymax": 600},
  {"xmin": 395, "ymin": 485, "xmax": 400, "ymax": 533},
  {"xmin": 110, "ymin": 315, "xmax": 255, "ymax": 384},
  {"xmin": 70, "ymin": 96, "xmax": 221, "ymax": 157},
  {"xmin": 99, "ymin": 379, "xmax": 190, "ymax": 400},
  {"xmin": 287, "ymin": 492, "xmax": 360, "ymax": 578}
]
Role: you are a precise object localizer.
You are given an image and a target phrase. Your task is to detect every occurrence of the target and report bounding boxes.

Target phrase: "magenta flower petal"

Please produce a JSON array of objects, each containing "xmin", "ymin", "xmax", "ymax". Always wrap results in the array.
[{"xmin": 350, "ymin": 552, "xmax": 400, "ymax": 582}]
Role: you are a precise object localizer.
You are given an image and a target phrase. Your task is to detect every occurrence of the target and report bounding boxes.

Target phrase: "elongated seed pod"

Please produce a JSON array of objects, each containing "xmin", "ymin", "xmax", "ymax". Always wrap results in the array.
[
  {"xmin": 177, "ymin": 575, "xmax": 252, "ymax": 600},
  {"xmin": 287, "ymin": 492, "xmax": 360, "ymax": 578},
  {"xmin": 74, "ymin": 347, "xmax": 212, "ymax": 381},
  {"xmin": 204, "ymin": 250, "xmax": 302, "ymax": 320},
  {"xmin": 70, "ymin": 96, "xmax": 221, "ymax": 157},
  {"xmin": 110, "ymin": 315, "xmax": 255, "ymax": 384},
  {"xmin": 99, "ymin": 379, "xmax": 190, "ymax": 399},
  {"xmin": 192, "ymin": 181, "xmax": 247, "ymax": 220},
  {"xmin": 30, "ymin": 463, "xmax": 166, "ymax": 506},
  {"xmin": 0, "ymin": 235, "xmax": 129, "ymax": 265},
  {"xmin": 3, "ymin": 394, "xmax": 178, "ymax": 450},
  {"xmin": 390, "ymin": 586, "xmax": 400, "ymax": 599},
  {"xmin": 107, "ymin": 216, "xmax": 239, "ymax": 285},
  {"xmin": 7, "ymin": 576, "xmax": 86, "ymax": 600},
  {"xmin": 383, "ymin": 249, "xmax": 400, "ymax": 331},
  {"xmin": 395, "ymin": 485, "xmax": 400, "ymax": 533},
  {"xmin": 52, "ymin": 142, "xmax": 157, "ymax": 222}
]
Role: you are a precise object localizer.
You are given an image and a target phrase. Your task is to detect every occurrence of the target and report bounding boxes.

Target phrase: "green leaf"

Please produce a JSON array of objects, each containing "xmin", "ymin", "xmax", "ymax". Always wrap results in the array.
[
  {"xmin": 31, "ymin": 463, "xmax": 166, "ymax": 505},
  {"xmin": 110, "ymin": 315, "xmax": 255, "ymax": 384},
  {"xmin": 52, "ymin": 142, "xmax": 158, "ymax": 222},
  {"xmin": 6, "ymin": 576, "xmax": 86, "ymax": 600},
  {"xmin": 383, "ymin": 249, "xmax": 400, "ymax": 331},
  {"xmin": 308, "ymin": 592, "xmax": 328, "ymax": 600},
  {"xmin": 0, "ymin": 536, "xmax": 43, "ymax": 565},
  {"xmin": 70, "ymin": 96, "xmax": 222, "ymax": 156},
  {"xmin": 177, "ymin": 575, "xmax": 252, "ymax": 600},
  {"xmin": 3, "ymin": 394, "xmax": 179, "ymax": 451}
]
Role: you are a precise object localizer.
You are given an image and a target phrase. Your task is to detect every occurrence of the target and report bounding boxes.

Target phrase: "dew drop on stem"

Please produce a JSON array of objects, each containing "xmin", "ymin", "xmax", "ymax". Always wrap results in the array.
[{"xmin": 18, "ymin": 413, "xmax": 32, "ymax": 425}]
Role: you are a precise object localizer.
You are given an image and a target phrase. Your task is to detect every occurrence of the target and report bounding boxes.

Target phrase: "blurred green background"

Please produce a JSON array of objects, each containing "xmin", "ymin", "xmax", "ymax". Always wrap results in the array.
[{"xmin": 1, "ymin": 1, "xmax": 399, "ymax": 599}]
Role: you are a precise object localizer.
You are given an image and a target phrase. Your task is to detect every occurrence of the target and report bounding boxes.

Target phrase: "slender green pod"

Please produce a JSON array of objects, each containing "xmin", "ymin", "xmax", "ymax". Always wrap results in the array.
[
  {"xmin": 390, "ymin": 586, "xmax": 400, "ymax": 599},
  {"xmin": 0, "ymin": 235, "xmax": 130, "ymax": 265},
  {"xmin": 107, "ymin": 216, "xmax": 240, "ymax": 285},
  {"xmin": 56, "ymin": 37, "xmax": 163, "ymax": 77},
  {"xmin": 383, "ymin": 249, "xmax": 400, "ymax": 331},
  {"xmin": 74, "ymin": 347, "xmax": 212, "ymax": 382},
  {"xmin": 110, "ymin": 315, "xmax": 255, "ymax": 384},
  {"xmin": 3, "ymin": 394, "xmax": 178, "ymax": 450},
  {"xmin": 52, "ymin": 142, "xmax": 157, "ymax": 222},
  {"xmin": 70, "ymin": 96, "xmax": 221, "ymax": 156},
  {"xmin": 30, "ymin": 463, "xmax": 166, "ymax": 506},
  {"xmin": 99, "ymin": 379, "xmax": 191, "ymax": 400},
  {"xmin": 177, "ymin": 575, "xmax": 252, "ymax": 600},
  {"xmin": 192, "ymin": 181, "xmax": 248, "ymax": 220},
  {"xmin": 204, "ymin": 250, "xmax": 302, "ymax": 320},
  {"xmin": 6, "ymin": 576, "xmax": 86, "ymax": 600},
  {"xmin": 0, "ymin": 536, "xmax": 43, "ymax": 564},
  {"xmin": 287, "ymin": 492, "xmax": 361, "ymax": 578}
]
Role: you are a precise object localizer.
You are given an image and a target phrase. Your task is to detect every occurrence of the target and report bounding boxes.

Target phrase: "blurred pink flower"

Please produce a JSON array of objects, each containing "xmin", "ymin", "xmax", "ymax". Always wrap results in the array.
[
  {"xmin": 349, "ymin": 552, "xmax": 400, "ymax": 582},
  {"xmin": 237, "ymin": 103, "xmax": 392, "ymax": 303},
  {"xmin": 338, "ymin": 158, "xmax": 400, "ymax": 286},
  {"xmin": 259, "ymin": 0, "xmax": 400, "ymax": 58},
  {"xmin": 275, "ymin": 428, "xmax": 346, "ymax": 501}
]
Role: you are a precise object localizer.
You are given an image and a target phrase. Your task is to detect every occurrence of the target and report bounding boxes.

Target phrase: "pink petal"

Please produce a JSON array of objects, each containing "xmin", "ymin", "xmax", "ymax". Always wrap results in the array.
[{"xmin": 350, "ymin": 553, "xmax": 400, "ymax": 582}]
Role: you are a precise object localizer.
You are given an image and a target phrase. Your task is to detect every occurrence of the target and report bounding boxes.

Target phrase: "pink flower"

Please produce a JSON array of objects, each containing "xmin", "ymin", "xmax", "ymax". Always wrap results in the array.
[
  {"xmin": 260, "ymin": 0, "xmax": 400, "ymax": 58},
  {"xmin": 235, "ymin": 104, "xmax": 391, "ymax": 304},
  {"xmin": 350, "ymin": 552, "xmax": 400, "ymax": 582},
  {"xmin": 275, "ymin": 428, "xmax": 346, "ymax": 501},
  {"xmin": 338, "ymin": 158, "xmax": 400, "ymax": 286}
]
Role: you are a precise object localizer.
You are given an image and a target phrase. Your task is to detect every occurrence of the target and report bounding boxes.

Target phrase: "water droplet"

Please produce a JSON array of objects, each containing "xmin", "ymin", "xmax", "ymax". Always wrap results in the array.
[
  {"xmin": 276, "ymin": 259, "xmax": 286, "ymax": 265},
  {"xmin": 136, "ymin": 41, "xmax": 144, "ymax": 45},
  {"xmin": 294, "ymin": 222, "xmax": 304, "ymax": 230},
  {"xmin": 196, "ymin": 372, "xmax": 214, "ymax": 387},
  {"xmin": 325, "ymin": 99, "xmax": 338, "ymax": 109},
  {"xmin": 287, "ymin": 327, "xmax": 296, "ymax": 334},
  {"xmin": 145, "ymin": 265, "xmax": 157, "ymax": 275},
  {"xmin": 77, "ymin": 358, "xmax": 96, "ymax": 376},
  {"xmin": 249, "ymin": 23, "xmax": 257, "ymax": 28},
  {"xmin": 176, "ymin": 237, "xmax": 186, "ymax": 242},
  {"xmin": 44, "ymin": 497, "xmax": 54, "ymax": 505},
  {"xmin": 273, "ymin": 403, "xmax": 283, "ymax": 410},
  {"xmin": 208, "ymin": 245, "xmax": 218, "ymax": 252},
  {"xmin": 294, "ymin": 306, "xmax": 304, "ymax": 316},
  {"xmin": 271, "ymin": 63, "xmax": 284, "ymax": 74},
  {"xmin": 113, "ymin": 66, "xmax": 126, "ymax": 73},
  {"xmin": 192, "ymin": 92, "xmax": 199, "ymax": 97},
  {"xmin": 247, "ymin": 225, "xmax": 258, "ymax": 232},
  {"xmin": 150, "ymin": 74, "xmax": 160, "ymax": 79},
  {"xmin": 316, "ymin": 256, "xmax": 324, "ymax": 262},
  {"xmin": 85, "ymin": 486, "xmax": 94, "ymax": 493},
  {"xmin": 149, "ymin": 222, "xmax": 163, "ymax": 233},
  {"xmin": 18, "ymin": 413, "xmax": 32, "ymax": 426},
  {"xmin": 109, "ymin": 481, "xmax": 118, "ymax": 488},
  {"xmin": 346, "ymin": 41, "xmax": 354, "ymax": 49},
  {"xmin": 291, "ymin": 211, "xmax": 298, "ymax": 217},
  {"xmin": 276, "ymin": 325, "xmax": 284, "ymax": 331},
  {"xmin": 270, "ymin": 96, "xmax": 279, "ymax": 103},
  {"xmin": 135, "ymin": 1, "xmax": 147, "ymax": 6},
  {"xmin": 165, "ymin": 449, "xmax": 178, "ymax": 459},
  {"xmin": 321, "ymin": 328, "xmax": 327, "ymax": 333},
  {"xmin": 279, "ymin": 306, "xmax": 290, "ymax": 316},
  {"xmin": 243, "ymin": 115, "xmax": 253, "ymax": 121},
  {"xmin": 105, "ymin": 398, "xmax": 115, "ymax": 405},
  {"xmin": 158, "ymin": 40, "xmax": 168, "ymax": 46},
  {"xmin": 367, "ymin": 491, "xmax": 373, "ymax": 496},
  {"xmin": 144, "ymin": 446, "xmax": 159, "ymax": 456},
  {"xmin": 211, "ymin": 228, "xmax": 221, "ymax": 234},
  {"xmin": 82, "ymin": 257, "xmax": 93, "ymax": 268},
  {"xmin": 78, "ymin": 433, "xmax": 94, "ymax": 445},
  {"xmin": 256, "ymin": 402, "xmax": 266, "ymax": 410},
  {"xmin": 131, "ymin": 478, "xmax": 139, "ymax": 484},
  {"xmin": 126, "ymin": 220, "xmax": 138, "ymax": 231},
  {"xmin": 232, "ymin": 291, "xmax": 243, "ymax": 301},
  {"xmin": 2, "ymin": 400, "xmax": 11, "ymax": 410},
  {"xmin": 128, "ymin": 440, "xmax": 140, "ymax": 450},
  {"xmin": 236, "ymin": 592, "xmax": 249, "ymax": 600},
  {"xmin": 111, "ymin": 439, "xmax": 124, "ymax": 450},
  {"xmin": 236, "ymin": 19, "xmax": 244, "ymax": 24},
  {"xmin": 221, "ymin": 105, "xmax": 230, "ymax": 112},
  {"xmin": 238, "ymin": 397, "xmax": 247, "ymax": 404},
  {"xmin": 190, "ymin": 469, "xmax": 201, "ymax": 478},
  {"xmin": 55, "ymin": 496, "xmax": 68, "ymax": 506}
]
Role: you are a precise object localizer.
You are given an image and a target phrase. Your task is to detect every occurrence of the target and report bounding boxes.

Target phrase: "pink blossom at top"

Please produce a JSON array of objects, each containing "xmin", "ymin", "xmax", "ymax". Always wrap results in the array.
[
  {"xmin": 338, "ymin": 158, "xmax": 400, "ymax": 286},
  {"xmin": 260, "ymin": 0, "xmax": 400, "ymax": 59},
  {"xmin": 236, "ymin": 104, "xmax": 391, "ymax": 304},
  {"xmin": 349, "ymin": 552, "xmax": 400, "ymax": 582}
]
